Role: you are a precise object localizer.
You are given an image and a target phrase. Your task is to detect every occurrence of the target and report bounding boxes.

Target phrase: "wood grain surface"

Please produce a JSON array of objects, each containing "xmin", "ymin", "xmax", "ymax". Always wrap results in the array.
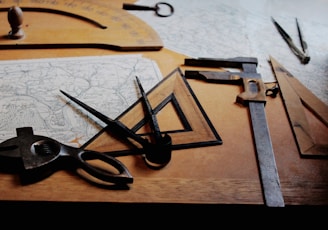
[{"xmin": 0, "ymin": 0, "xmax": 327, "ymax": 206}]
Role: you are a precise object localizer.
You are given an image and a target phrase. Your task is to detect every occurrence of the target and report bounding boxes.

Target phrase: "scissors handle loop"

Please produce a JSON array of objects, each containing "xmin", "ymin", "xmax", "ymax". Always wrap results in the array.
[
  {"xmin": 71, "ymin": 149, "xmax": 133, "ymax": 185},
  {"xmin": 0, "ymin": 126, "xmax": 133, "ymax": 186}
]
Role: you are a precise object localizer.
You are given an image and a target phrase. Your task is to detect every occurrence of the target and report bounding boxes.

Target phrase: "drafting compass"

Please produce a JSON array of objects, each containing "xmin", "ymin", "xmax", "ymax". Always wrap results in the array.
[
  {"xmin": 60, "ymin": 78, "xmax": 172, "ymax": 169},
  {"xmin": 271, "ymin": 17, "xmax": 310, "ymax": 64},
  {"xmin": 62, "ymin": 69, "xmax": 222, "ymax": 162}
]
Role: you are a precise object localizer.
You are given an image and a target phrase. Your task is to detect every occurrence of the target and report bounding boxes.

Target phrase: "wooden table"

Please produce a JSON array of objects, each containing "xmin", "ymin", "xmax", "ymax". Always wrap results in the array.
[{"xmin": 0, "ymin": 0, "xmax": 327, "ymax": 209}]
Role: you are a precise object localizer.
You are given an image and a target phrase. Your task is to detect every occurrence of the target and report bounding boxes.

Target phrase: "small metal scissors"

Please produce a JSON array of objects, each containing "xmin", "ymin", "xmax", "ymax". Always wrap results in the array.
[
  {"xmin": 271, "ymin": 17, "xmax": 310, "ymax": 64},
  {"xmin": 123, "ymin": 2, "xmax": 174, "ymax": 17},
  {"xmin": 60, "ymin": 77, "xmax": 172, "ymax": 169},
  {"xmin": 0, "ymin": 126, "xmax": 133, "ymax": 186}
]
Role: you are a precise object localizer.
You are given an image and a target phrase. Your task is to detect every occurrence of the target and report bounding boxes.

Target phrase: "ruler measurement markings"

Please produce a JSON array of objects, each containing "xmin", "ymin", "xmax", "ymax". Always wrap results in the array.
[{"xmin": 0, "ymin": 0, "xmax": 163, "ymax": 49}]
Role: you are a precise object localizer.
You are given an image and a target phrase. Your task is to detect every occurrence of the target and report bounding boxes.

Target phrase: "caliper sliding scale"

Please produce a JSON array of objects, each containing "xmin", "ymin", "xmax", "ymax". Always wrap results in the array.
[
  {"xmin": 184, "ymin": 57, "xmax": 285, "ymax": 207},
  {"xmin": 0, "ymin": 0, "xmax": 163, "ymax": 51}
]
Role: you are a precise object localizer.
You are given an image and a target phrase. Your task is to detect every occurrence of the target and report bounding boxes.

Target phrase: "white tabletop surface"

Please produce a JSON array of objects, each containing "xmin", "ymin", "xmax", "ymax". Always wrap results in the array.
[{"xmin": 131, "ymin": 0, "xmax": 328, "ymax": 104}]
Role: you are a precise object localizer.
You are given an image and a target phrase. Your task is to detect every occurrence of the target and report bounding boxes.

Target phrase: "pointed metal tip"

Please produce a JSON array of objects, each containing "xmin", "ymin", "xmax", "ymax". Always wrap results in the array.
[
  {"xmin": 59, "ymin": 90, "xmax": 73, "ymax": 99},
  {"xmin": 135, "ymin": 76, "xmax": 145, "ymax": 94},
  {"xmin": 59, "ymin": 89, "xmax": 66, "ymax": 95},
  {"xmin": 135, "ymin": 76, "xmax": 141, "ymax": 85}
]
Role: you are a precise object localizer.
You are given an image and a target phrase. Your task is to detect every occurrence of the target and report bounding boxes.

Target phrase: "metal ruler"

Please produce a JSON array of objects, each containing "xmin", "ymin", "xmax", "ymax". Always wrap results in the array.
[{"xmin": 184, "ymin": 57, "xmax": 285, "ymax": 207}]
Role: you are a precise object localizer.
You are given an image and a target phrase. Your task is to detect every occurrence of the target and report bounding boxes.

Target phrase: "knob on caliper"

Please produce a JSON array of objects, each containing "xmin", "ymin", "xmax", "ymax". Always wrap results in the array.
[{"xmin": 7, "ymin": 6, "xmax": 25, "ymax": 39}]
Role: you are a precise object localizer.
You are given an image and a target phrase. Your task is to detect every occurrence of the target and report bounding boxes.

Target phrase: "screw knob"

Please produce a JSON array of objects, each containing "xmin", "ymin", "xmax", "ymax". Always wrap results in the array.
[{"xmin": 7, "ymin": 6, "xmax": 25, "ymax": 39}]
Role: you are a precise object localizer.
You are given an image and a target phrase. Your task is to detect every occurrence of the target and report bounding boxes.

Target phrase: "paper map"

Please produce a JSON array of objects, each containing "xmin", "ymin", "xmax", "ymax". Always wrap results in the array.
[
  {"xmin": 0, "ymin": 54, "xmax": 162, "ymax": 147},
  {"xmin": 132, "ymin": 0, "xmax": 328, "ymax": 105}
]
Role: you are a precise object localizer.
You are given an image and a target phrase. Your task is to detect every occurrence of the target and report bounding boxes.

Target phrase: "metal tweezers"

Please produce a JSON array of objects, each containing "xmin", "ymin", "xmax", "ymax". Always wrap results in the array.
[{"xmin": 271, "ymin": 17, "xmax": 310, "ymax": 64}]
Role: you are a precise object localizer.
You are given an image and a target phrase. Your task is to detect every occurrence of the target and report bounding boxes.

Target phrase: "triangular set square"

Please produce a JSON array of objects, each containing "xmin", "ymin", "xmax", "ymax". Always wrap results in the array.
[{"xmin": 86, "ymin": 68, "xmax": 222, "ymax": 155}]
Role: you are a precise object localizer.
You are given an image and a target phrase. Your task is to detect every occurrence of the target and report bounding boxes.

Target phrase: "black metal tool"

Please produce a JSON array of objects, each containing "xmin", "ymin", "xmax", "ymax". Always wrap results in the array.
[
  {"xmin": 60, "ymin": 85, "xmax": 172, "ymax": 169},
  {"xmin": 184, "ymin": 57, "xmax": 285, "ymax": 207},
  {"xmin": 135, "ymin": 76, "xmax": 172, "ymax": 169},
  {"xmin": 123, "ymin": 2, "xmax": 174, "ymax": 17},
  {"xmin": 0, "ymin": 127, "xmax": 133, "ymax": 186},
  {"xmin": 271, "ymin": 17, "xmax": 310, "ymax": 64}
]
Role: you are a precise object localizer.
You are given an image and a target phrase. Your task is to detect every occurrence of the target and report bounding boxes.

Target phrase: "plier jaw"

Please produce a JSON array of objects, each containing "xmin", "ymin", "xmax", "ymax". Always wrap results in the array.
[
  {"xmin": 0, "ymin": 145, "xmax": 23, "ymax": 174},
  {"xmin": 0, "ymin": 127, "xmax": 59, "ymax": 183}
]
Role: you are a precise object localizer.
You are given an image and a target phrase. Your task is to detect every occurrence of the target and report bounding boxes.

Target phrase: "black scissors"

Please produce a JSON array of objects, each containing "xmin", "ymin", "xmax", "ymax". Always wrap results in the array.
[
  {"xmin": 123, "ymin": 2, "xmax": 174, "ymax": 17},
  {"xmin": 271, "ymin": 17, "xmax": 310, "ymax": 64},
  {"xmin": 0, "ymin": 126, "xmax": 133, "ymax": 186},
  {"xmin": 60, "ymin": 77, "xmax": 172, "ymax": 169}
]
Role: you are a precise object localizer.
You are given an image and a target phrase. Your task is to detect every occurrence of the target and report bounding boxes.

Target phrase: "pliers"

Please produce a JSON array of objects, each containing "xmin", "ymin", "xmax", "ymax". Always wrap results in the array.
[{"xmin": 0, "ymin": 126, "xmax": 133, "ymax": 186}]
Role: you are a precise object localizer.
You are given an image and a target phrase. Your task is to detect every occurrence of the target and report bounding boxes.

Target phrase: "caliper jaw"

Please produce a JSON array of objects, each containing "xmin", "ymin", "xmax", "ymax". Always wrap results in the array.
[{"xmin": 184, "ymin": 57, "xmax": 267, "ymax": 106}]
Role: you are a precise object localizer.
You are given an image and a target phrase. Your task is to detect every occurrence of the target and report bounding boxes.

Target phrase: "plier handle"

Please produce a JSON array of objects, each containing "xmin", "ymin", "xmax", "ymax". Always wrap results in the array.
[{"xmin": 0, "ymin": 127, "xmax": 133, "ymax": 186}]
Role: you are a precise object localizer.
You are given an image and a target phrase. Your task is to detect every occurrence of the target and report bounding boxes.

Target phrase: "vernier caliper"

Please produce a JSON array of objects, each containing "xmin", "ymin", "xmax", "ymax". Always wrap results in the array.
[{"xmin": 184, "ymin": 57, "xmax": 285, "ymax": 207}]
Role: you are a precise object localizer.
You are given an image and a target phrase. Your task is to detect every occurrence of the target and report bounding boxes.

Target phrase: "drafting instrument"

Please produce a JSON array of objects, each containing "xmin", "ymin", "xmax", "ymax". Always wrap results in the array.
[
  {"xmin": 184, "ymin": 57, "xmax": 285, "ymax": 207},
  {"xmin": 0, "ymin": 127, "xmax": 133, "ymax": 186},
  {"xmin": 60, "ymin": 88, "xmax": 172, "ymax": 169},
  {"xmin": 123, "ymin": 2, "xmax": 174, "ymax": 17},
  {"xmin": 85, "ymin": 68, "xmax": 222, "ymax": 156},
  {"xmin": 60, "ymin": 90, "xmax": 150, "ymax": 147},
  {"xmin": 271, "ymin": 17, "xmax": 310, "ymax": 64},
  {"xmin": 135, "ymin": 76, "xmax": 172, "ymax": 169},
  {"xmin": 270, "ymin": 56, "xmax": 328, "ymax": 157},
  {"xmin": 0, "ymin": 0, "xmax": 163, "ymax": 50}
]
